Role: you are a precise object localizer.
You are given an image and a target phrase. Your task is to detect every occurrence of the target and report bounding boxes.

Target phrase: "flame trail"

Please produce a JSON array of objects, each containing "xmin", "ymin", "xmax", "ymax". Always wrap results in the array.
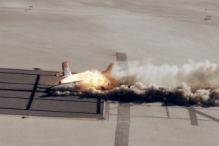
[
  {"xmin": 59, "ymin": 60, "xmax": 219, "ymax": 106},
  {"xmin": 110, "ymin": 60, "xmax": 219, "ymax": 90},
  {"xmin": 61, "ymin": 70, "xmax": 111, "ymax": 90}
]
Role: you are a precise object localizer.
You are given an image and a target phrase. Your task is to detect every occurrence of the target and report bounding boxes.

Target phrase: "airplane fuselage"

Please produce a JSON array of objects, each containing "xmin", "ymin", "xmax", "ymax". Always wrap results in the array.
[{"xmin": 45, "ymin": 81, "xmax": 82, "ymax": 95}]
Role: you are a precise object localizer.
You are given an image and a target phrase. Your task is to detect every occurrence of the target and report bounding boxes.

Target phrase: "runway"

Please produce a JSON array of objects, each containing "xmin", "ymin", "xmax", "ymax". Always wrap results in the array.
[
  {"xmin": 0, "ymin": 68, "xmax": 104, "ymax": 119},
  {"xmin": 1, "ymin": 67, "xmax": 219, "ymax": 146}
]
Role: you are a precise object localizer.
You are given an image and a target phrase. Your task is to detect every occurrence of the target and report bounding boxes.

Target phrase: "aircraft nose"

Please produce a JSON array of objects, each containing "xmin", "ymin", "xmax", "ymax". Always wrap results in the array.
[{"xmin": 45, "ymin": 88, "xmax": 51, "ymax": 94}]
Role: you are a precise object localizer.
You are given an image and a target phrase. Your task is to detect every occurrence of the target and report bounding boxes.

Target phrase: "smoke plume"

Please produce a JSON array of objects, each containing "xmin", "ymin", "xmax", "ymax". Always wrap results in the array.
[
  {"xmin": 104, "ymin": 60, "xmax": 219, "ymax": 105},
  {"xmin": 110, "ymin": 60, "xmax": 219, "ymax": 90},
  {"xmin": 58, "ymin": 60, "xmax": 219, "ymax": 106}
]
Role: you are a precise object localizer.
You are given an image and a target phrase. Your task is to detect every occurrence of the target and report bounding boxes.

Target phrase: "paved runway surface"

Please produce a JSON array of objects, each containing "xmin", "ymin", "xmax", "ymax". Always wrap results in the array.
[
  {"xmin": 1, "ymin": 54, "xmax": 219, "ymax": 146},
  {"xmin": 0, "ymin": 68, "xmax": 104, "ymax": 119},
  {"xmin": 1, "ymin": 68, "xmax": 219, "ymax": 146}
]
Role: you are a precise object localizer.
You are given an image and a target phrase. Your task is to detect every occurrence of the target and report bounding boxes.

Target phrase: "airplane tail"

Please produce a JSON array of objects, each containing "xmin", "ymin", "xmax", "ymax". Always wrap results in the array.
[
  {"xmin": 56, "ymin": 62, "xmax": 113, "ymax": 77},
  {"xmin": 102, "ymin": 63, "xmax": 114, "ymax": 74},
  {"xmin": 62, "ymin": 62, "xmax": 72, "ymax": 78}
]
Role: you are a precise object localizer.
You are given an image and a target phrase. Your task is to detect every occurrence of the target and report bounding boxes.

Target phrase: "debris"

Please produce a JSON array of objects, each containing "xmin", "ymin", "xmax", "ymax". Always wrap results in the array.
[
  {"xmin": 56, "ymin": 72, "xmax": 63, "ymax": 77},
  {"xmin": 34, "ymin": 68, "xmax": 41, "ymax": 71},
  {"xmin": 29, "ymin": 6, "xmax": 33, "ymax": 10},
  {"xmin": 204, "ymin": 15, "xmax": 211, "ymax": 20}
]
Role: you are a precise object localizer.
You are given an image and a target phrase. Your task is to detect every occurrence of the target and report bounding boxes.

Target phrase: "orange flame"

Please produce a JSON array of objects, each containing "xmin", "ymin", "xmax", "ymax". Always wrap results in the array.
[{"xmin": 61, "ymin": 70, "xmax": 110, "ymax": 90}]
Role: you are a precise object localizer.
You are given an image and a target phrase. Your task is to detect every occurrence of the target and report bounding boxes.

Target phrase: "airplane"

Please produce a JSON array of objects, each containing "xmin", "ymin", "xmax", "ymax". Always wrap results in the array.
[
  {"xmin": 44, "ymin": 80, "xmax": 82, "ymax": 95},
  {"xmin": 45, "ymin": 62, "xmax": 114, "ymax": 95}
]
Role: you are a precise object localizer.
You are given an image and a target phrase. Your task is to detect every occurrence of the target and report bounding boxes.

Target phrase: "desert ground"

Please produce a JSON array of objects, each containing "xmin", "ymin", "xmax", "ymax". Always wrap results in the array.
[
  {"xmin": 0, "ymin": 0, "xmax": 219, "ymax": 146},
  {"xmin": 1, "ymin": 0, "xmax": 219, "ymax": 71}
]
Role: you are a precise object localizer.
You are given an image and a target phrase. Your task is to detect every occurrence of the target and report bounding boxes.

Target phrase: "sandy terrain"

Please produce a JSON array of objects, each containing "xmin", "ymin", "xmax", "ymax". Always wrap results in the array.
[
  {"xmin": 0, "ymin": 0, "xmax": 219, "ymax": 146},
  {"xmin": 0, "ymin": 0, "xmax": 219, "ymax": 72}
]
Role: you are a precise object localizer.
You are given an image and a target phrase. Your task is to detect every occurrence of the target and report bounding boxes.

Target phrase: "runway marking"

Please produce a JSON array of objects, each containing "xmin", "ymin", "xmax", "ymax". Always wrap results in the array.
[
  {"xmin": 116, "ymin": 52, "xmax": 127, "ymax": 68},
  {"xmin": 114, "ymin": 103, "xmax": 130, "ymax": 146},
  {"xmin": 116, "ymin": 52, "xmax": 127, "ymax": 61},
  {"xmin": 116, "ymin": 52, "xmax": 129, "ymax": 85},
  {"xmin": 115, "ymin": 52, "xmax": 130, "ymax": 145},
  {"xmin": 103, "ymin": 102, "xmax": 109, "ymax": 120},
  {"xmin": 187, "ymin": 106, "xmax": 198, "ymax": 125},
  {"xmin": 0, "ymin": 89, "xmax": 42, "ymax": 92},
  {"xmin": 183, "ymin": 106, "xmax": 219, "ymax": 124},
  {"xmin": 193, "ymin": 108, "xmax": 219, "ymax": 123},
  {"xmin": 0, "ymin": 71, "xmax": 55, "ymax": 76},
  {"xmin": 26, "ymin": 75, "xmax": 40, "ymax": 110}
]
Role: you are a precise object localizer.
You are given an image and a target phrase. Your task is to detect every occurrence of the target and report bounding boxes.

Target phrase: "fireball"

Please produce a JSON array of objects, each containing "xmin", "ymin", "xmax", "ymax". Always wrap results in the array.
[{"xmin": 61, "ymin": 70, "xmax": 110, "ymax": 90}]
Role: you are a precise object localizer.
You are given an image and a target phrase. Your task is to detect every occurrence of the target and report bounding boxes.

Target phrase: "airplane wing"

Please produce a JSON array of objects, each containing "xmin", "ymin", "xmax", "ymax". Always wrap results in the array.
[{"xmin": 56, "ymin": 62, "xmax": 114, "ymax": 77}]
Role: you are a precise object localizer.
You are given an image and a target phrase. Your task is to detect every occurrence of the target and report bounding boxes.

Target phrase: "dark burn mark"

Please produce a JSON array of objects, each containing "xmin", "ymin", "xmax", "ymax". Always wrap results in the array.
[
  {"xmin": 26, "ymin": 75, "xmax": 40, "ymax": 110},
  {"xmin": 116, "ymin": 52, "xmax": 127, "ymax": 61},
  {"xmin": 33, "ymin": 68, "xmax": 41, "ymax": 71},
  {"xmin": 96, "ymin": 98, "xmax": 101, "ymax": 114},
  {"xmin": 164, "ymin": 101, "xmax": 170, "ymax": 118}
]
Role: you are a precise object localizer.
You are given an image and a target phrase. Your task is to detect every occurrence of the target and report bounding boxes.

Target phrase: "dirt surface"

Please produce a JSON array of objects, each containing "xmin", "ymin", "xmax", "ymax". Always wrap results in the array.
[{"xmin": 0, "ymin": 0, "xmax": 219, "ymax": 72}]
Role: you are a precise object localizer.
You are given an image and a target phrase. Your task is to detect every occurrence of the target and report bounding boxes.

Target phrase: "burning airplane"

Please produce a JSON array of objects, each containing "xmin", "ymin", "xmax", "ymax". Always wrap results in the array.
[
  {"xmin": 45, "ymin": 60, "xmax": 219, "ymax": 106},
  {"xmin": 45, "ymin": 62, "xmax": 118, "ymax": 95}
]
